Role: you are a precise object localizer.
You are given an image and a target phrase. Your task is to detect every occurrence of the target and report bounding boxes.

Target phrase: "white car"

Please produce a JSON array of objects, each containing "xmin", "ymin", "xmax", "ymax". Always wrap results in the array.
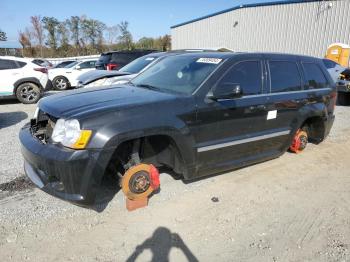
[
  {"xmin": 0, "ymin": 56, "xmax": 49, "ymax": 104},
  {"xmin": 49, "ymin": 59, "xmax": 97, "ymax": 90}
]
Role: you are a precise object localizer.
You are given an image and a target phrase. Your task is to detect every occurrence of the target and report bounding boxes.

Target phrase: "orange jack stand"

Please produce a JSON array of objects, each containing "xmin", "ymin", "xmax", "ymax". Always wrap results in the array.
[{"xmin": 126, "ymin": 197, "xmax": 149, "ymax": 211}]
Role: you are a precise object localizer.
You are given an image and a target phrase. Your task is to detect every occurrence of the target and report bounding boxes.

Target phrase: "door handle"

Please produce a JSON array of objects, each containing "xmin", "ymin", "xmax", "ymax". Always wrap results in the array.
[
  {"xmin": 249, "ymin": 105, "xmax": 266, "ymax": 111},
  {"xmin": 256, "ymin": 105, "xmax": 266, "ymax": 110}
]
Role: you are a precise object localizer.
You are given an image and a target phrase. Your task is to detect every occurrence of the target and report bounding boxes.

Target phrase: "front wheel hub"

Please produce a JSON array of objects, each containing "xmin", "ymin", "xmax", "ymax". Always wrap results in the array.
[{"xmin": 121, "ymin": 164, "xmax": 160, "ymax": 200}]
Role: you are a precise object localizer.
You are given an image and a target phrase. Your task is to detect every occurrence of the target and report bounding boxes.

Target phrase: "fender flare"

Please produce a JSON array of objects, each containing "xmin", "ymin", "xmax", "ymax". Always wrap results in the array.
[{"xmin": 13, "ymin": 77, "xmax": 43, "ymax": 94}]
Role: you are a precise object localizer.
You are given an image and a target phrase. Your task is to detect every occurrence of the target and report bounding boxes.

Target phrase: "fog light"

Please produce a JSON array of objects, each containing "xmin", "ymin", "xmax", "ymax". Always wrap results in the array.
[{"xmin": 51, "ymin": 181, "xmax": 65, "ymax": 191}]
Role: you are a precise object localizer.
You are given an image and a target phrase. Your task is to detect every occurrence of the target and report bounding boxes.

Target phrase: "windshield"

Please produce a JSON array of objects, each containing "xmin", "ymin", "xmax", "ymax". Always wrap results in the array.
[
  {"xmin": 119, "ymin": 56, "xmax": 158, "ymax": 74},
  {"xmin": 64, "ymin": 61, "xmax": 79, "ymax": 68},
  {"xmin": 131, "ymin": 56, "xmax": 223, "ymax": 94}
]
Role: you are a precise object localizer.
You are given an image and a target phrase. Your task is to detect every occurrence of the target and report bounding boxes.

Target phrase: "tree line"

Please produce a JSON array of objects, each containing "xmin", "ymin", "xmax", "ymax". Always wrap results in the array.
[{"xmin": 15, "ymin": 15, "xmax": 171, "ymax": 58}]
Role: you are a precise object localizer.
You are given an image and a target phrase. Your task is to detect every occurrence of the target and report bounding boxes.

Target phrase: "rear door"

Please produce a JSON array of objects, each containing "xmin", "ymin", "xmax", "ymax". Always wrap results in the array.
[
  {"xmin": 194, "ymin": 55, "xmax": 271, "ymax": 173},
  {"xmin": 262, "ymin": 56, "xmax": 305, "ymax": 151},
  {"xmin": 0, "ymin": 59, "xmax": 25, "ymax": 96}
]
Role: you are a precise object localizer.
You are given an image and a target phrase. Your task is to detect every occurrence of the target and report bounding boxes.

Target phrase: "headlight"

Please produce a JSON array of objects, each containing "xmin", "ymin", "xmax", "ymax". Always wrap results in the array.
[{"xmin": 51, "ymin": 119, "xmax": 92, "ymax": 149}]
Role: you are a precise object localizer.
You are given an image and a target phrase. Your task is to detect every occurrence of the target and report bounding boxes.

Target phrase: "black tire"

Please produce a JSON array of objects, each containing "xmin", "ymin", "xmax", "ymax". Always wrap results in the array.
[
  {"xmin": 15, "ymin": 82, "xmax": 41, "ymax": 104},
  {"xmin": 53, "ymin": 76, "xmax": 70, "ymax": 90},
  {"xmin": 337, "ymin": 92, "xmax": 349, "ymax": 106}
]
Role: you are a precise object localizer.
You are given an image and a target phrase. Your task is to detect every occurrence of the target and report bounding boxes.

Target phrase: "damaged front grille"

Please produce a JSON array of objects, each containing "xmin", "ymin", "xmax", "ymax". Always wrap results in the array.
[{"xmin": 30, "ymin": 110, "xmax": 57, "ymax": 143}]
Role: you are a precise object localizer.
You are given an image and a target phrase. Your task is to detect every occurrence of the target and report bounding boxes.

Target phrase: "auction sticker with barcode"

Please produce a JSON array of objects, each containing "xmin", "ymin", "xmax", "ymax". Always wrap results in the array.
[{"xmin": 197, "ymin": 58, "xmax": 222, "ymax": 64}]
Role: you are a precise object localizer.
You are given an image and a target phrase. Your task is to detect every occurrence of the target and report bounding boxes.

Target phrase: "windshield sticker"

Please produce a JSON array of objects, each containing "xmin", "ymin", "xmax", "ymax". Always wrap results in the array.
[
  {"xmin": 197, "ymin": 58, "xmax": 222, "ymax": 64},
  {"xmin": 177, "ymin": 71, "xmax": 183, "ymax": 79},
  {"xmin": 145, "ymin": 57, "xmax": 155, "ymax": 61}
]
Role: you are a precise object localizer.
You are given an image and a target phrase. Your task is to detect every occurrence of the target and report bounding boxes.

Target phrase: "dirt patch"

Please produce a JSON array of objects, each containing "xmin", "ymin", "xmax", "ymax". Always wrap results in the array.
[{"xmin": 0, "ymin": 176, "xmax": 34, "ymax": 193}]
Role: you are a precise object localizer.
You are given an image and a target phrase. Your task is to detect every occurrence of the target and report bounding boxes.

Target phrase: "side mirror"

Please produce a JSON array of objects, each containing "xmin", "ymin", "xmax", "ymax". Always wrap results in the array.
[
  {"xmin": 75, "ymin": 65, "xmax": 81, "ymax": 70},
  {"xmin": 209, "ymin": 83, "xmax": 242, "ymax": 100}
]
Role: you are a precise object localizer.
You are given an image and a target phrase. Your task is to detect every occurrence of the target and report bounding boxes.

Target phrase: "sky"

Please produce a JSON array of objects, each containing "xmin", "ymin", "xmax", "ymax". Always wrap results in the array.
[{"xmin": 0, "ymin": 0, "xmax": 279, "ymax": 41}]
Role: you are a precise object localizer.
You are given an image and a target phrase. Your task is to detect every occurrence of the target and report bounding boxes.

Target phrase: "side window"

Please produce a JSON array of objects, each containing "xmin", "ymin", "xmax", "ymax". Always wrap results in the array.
[
  {"xmin": 112, "ymin": 53, "xmax": 136, "ymax": 64},
  {"xmin": 217, "ymin": 61, "xmax": 262, "ymax": 96},
  {"xmin": 302, "ymin": 63, "xmax": 328, "ymax": 89},
  {"xmin": 0, "ymin": 59, "xmax": 19, "ymax": 70},
  {"xmin": 269, "ymin": 61, "xmax": 302, "ymax": 93},
  {"xmin": 79, "ymin": 61, "xmax": 96, "ymax": 69}
]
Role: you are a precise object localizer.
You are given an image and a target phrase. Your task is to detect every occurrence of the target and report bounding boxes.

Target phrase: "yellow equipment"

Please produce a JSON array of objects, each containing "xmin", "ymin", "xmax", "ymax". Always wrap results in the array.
[{"xmin": 326, "ymin": 43, "xmax": 350, "ymax": 68}]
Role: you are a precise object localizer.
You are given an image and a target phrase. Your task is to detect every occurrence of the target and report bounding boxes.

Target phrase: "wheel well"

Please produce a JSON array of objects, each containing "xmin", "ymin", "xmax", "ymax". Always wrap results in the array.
[
  {"xmin": 14, "ymin": 80, "xmax": 41, "ymax": 94},
  {"xmin": 301, "ymin": 116, "xmax": 325, "ymax": 144},
  {"xmin": 102, "ymin": 135, "xmax": 186, "ymax": 186}
]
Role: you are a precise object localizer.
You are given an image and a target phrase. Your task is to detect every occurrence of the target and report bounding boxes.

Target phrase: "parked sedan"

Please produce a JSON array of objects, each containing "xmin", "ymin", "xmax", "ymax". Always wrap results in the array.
[
  {"xmin": 48, "ymin": 59, "xmax": 97, "ymax": 90},
  {"xmin": 53, "ymin": 60, "xmax": 76, "ymax": 68},
  {"xmin": 79, "ymin": 50, "xmax": 218, "ymax": 88}
]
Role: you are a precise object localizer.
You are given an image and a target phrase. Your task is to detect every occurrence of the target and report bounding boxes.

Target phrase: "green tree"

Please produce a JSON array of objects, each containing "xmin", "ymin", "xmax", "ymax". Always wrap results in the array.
[
  {"xmin": 136, "ymin": 37, "xmax": 155, "ymax": 49},
  {"xmin": 0, "ymin": 29, "xmax": 7, "ymax": 41},
  {"xmin": 42, "ymin": 17, "xmax": 60, "ymax": 50},
  {"xmin": 118, "ymin": 21, "xmax": 133, "ymax": 50},
  {"xmin": 57, "ymin": 21, "xmax": 69, "ymax": 47},
  {"xmin": 66, "ymin": 16, "xmax": 81, "ymax": 49},
  {"xmin": 81, "ymin": 17, "xmax": 106, "ymax": 49}
]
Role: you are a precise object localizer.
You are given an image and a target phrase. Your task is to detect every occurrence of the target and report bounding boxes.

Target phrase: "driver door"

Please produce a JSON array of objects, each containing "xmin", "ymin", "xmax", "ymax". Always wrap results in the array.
[{"xmin": 193, "ymin": 57, "xmax": 270, "ymax": 174}]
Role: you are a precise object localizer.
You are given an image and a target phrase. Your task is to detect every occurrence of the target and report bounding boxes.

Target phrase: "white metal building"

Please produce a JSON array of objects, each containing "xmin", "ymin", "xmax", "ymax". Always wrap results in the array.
[{"xmin": 171, "ymin": 0, "xmax": 350, "ymax": 57}]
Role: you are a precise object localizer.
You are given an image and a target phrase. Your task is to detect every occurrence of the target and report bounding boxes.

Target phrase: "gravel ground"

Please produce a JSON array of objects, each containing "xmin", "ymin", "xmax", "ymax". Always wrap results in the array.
[{"xmin": 0, "ymin": 97, "xmax": 349, "ymax": 262}]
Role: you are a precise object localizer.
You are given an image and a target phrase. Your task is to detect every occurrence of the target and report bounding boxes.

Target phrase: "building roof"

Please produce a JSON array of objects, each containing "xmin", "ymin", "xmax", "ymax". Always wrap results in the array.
[
  {"xmin": 171, "ymin": 0, "xmax": 327, "ymax": 29},
  {"xmin": 0, "ymin": 40, "xmax": 22, "ymax": 49}
]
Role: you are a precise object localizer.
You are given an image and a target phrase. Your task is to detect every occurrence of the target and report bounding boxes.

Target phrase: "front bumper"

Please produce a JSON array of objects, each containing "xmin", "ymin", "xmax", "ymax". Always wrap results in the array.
[{"xmin": 19, "ymin": 124, "xmax": 106, "ymax": 207}]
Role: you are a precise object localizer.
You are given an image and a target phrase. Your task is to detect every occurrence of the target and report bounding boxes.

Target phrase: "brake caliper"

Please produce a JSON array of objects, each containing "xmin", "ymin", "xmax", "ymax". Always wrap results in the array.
[{"xmin": 290, "ymin": 129, "xmax": 308, "ymax": 154}]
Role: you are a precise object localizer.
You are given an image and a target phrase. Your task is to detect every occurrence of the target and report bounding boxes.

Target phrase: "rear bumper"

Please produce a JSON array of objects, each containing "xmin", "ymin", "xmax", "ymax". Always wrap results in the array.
[{"xmin": 19, "ymin": 124, "xmax": 106, "ymax": 207}]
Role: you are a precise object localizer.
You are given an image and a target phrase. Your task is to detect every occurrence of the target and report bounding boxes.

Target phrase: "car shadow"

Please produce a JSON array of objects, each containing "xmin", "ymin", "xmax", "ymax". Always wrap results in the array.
[
  {"xmin": 0, "ymin": 98, "xmax": 21, "ymax": 105},
  {"xmin": 0, "ymin": 111, "xmax": 28, "ymax": 129},
  {"xmin": 126, "ymin": 227, "xmax": 199, "ymax": 262},
  {"xmin": 92, "ymin": 172, "xmax": 121, "ymax": 212}
]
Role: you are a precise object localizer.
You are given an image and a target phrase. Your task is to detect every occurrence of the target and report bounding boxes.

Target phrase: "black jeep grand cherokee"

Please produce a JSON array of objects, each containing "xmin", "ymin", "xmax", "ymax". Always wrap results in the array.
[{"xmin": 20, "ymin": 52, "xmax": 336, "ymax": 207}]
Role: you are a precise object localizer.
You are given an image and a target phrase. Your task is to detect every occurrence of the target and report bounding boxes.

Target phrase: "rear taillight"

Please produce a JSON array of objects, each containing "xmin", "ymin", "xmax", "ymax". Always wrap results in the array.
[
  {"xmin": 106, "ymin": 63, "xmax": 118, "ymax": 71},
  {"xmin": 34, "ymin": 67, "xmax": 48, "ymax": 74}
]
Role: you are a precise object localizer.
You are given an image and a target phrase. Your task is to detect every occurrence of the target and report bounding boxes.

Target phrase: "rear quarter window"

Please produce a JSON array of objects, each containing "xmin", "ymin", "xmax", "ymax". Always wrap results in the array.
[
  {"xmin": 302, "ymin": 63, "xmax": 329, "ymax": 89},
  {"xmin": 0, "ymin": 59, "xmax": 25, "ymax": 70},
  {"xmin": 111, "ymin": 53, "xmax": 140, "ymax": 64},
  {"xmin": 269, "ymin": 61, "xmax": 302, "ymax": 93},
  {"xmin": 98, "ymin": 54, "xmax": 111, "ymax": 62},
  {"xmin": 323, "ymin": 59, "xmax": 338, "ymax": 69}
]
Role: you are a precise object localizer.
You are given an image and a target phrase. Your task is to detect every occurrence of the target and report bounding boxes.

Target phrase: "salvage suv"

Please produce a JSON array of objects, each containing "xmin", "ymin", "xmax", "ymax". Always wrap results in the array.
[{"xmin": 19, "ymin": 52, "xmax": 336, "ymax": 207}]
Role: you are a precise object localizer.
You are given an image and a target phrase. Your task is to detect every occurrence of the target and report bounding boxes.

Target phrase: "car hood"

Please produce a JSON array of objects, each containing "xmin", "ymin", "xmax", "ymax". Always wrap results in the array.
[
  {"xmin": 78, "ymin": 70, "xmax": 131, "ymax": 85},
  {"xmin": 39, "ymin": 85, "xmax": 178, "ymax": 119}
]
